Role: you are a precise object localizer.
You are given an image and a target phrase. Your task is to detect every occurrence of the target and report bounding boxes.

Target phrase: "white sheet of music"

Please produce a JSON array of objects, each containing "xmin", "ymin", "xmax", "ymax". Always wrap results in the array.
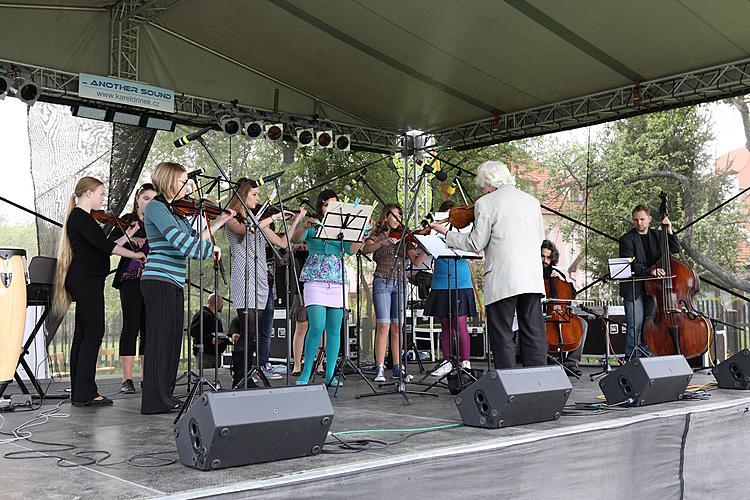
[{"xmin": 415, "ymin": 212, "xmax": 481, "ymax": 258}]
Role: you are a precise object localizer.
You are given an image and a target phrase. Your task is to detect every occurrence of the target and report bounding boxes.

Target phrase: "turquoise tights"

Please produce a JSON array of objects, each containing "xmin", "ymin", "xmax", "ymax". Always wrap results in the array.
[{"xmin": 297, "ymin": 305, "xmax": 343, "ymax": 384}]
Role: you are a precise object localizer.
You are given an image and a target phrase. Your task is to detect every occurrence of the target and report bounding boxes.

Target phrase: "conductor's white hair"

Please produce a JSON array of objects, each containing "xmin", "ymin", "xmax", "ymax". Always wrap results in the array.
[{"xmin": 475, "ymin": 160, "xmax": 515, "ymax": 189}]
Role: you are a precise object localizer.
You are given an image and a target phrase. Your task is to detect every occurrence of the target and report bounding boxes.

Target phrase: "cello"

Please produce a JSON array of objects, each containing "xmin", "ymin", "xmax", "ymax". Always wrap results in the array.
[
  {"xmin": 544, "ymin": 269, "xmax": 584, "ymax": 353},
  {"xmin": 642, "ymin": 192, "xmax": 712, "ymax": 358}
]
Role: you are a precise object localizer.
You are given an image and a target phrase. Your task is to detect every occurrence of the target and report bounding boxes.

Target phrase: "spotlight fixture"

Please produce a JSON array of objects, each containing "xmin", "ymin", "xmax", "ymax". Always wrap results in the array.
[
  {"xmin": 12, "ymin": 78, "xmax": 39, "ymax": 105},
  {"xmin": 243, "ymin": 120, "xmax": 264, "ymax": 139},
  {"xmin": 316, "ymin": 130, "xmax": 333, "ymax": 148},
  {"xmin": 296, "ymin": 128, "xmax": 314, "ymax": 147},
  {"xmin": 72, "ymin": 105, "xmax": 107, "ymax": 121},
  {"xmin": 334, "ymin": 134, "xmax": 351, "ymax": 152},
  {"xmin": 219, "ymin": 116, "xmax": 241, "ymax": 136},
  {"xmin": 0, "ymin": 75, "xmax": 10, "ymax": 99},
  {"xmin": 265, "ymin": 123, "xmax": 283, "ymax": 141}
]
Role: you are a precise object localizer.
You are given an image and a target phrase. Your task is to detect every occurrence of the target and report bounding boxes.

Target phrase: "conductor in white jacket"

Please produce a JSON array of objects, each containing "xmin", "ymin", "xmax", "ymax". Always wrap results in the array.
[{"xmin": 431, "ymin": 160, "xmax": 546, "ymax": 369}]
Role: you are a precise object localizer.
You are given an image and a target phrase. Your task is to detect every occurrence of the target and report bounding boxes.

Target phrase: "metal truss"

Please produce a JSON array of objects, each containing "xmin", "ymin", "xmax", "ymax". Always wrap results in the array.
[
  {"xmin": 110, "ymin": 0, "xmax": 141, "ymax": 80},
  {"xmin": 0, "ymin": 58, "xmax": 402, "ymax": 153},
  {"xmin": 427, "ymin": 57, "xmax": 750, "ymax": 151}
]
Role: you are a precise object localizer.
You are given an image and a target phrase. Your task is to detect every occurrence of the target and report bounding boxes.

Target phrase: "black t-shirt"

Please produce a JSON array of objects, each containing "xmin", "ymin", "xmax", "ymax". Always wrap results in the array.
[
  {"xmin": 66, "ymin": 207, "xmax": 116, "ymax": 279},
  {"xmin": 639, "ymin": 232, "xmax": 655, "ymax": 267}
]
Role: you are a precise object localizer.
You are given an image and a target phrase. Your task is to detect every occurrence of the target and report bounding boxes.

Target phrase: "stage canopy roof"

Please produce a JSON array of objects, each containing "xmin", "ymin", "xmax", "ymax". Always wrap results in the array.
[{"xmin": 2, "ymin": 0, "xmax": 750, "ymax": 151}]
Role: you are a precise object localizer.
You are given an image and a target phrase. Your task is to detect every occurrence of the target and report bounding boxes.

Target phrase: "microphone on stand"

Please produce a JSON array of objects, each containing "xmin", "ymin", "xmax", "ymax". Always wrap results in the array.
[
  {"xmin": 186, "ymin": 168, "xmax": 203, "ymax": 180},
  {"xmin": 174, "ymin": 126, "xmax": 213, "ymax": 148},
  {"xmin": 252, "ymin": 170, "xmax": 284, "ymax": 186}
]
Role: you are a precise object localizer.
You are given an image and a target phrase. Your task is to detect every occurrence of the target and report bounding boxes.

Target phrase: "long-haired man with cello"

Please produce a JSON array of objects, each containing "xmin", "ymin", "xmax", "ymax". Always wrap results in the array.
[
  {"xmin": 618, "ymin": 204, "xmax": 680, "ymax": 358},
  {"xmin": 541, "ymin": 240, "xmax": 587, "ymax": 376},
  {"xmin": 432, "ymin": 160, "xmax": 547, "ymax": 369}
]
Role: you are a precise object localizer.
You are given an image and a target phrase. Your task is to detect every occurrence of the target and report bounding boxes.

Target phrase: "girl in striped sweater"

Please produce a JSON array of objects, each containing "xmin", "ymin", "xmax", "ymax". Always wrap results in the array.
[{"xmin": 140, "ymin": 162, "xmax": 235, "ymax": 414}]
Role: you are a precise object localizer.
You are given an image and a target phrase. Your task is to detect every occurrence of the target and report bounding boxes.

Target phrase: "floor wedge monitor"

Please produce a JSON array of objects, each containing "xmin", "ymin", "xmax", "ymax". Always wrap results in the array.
[
  {"xmin": 455, "ymin": 366, "xmax": 572, "ymax": 428},
  {"xmin": 175, "ymin": 385, "xmax": 333, "ymax": 470},
  {"xmin": 599, "ymin": 355, "xmax": 692, "ymax": 406},
  {"xmin": 712, "ymin": 349, "xmax": 750, "ymax": 389}
]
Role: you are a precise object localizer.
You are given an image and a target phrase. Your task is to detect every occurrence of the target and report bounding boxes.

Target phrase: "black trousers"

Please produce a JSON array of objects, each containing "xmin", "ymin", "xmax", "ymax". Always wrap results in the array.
[
  {"xmin": 141, "ymin": 280, "xmax": 184, "ymax": 414},
  {"xmin": 232, "ymin": 308, "xmax": 260, "ymax": 388},
  {"xmin": 118, "ymin": 279, "xmax": 146, "ymax": 356},
  {"xmin": 65, "ymin": 276, "xmax": 106, "ymax": 403},
  {"xmin": 486, "ymin": 293, "xmax": 546, "ymax": 369}
]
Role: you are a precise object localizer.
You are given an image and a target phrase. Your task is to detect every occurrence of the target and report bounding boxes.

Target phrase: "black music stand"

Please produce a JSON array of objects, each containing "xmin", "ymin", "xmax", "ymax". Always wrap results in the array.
[{"xmin": 315, "ymin": 201, "xmax": 377, "ymax": 396}]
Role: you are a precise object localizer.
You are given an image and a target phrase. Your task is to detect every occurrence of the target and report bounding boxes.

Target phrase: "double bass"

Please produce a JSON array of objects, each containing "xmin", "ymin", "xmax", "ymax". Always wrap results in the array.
[
  {"xmin": 544, "ymin": 269, "xmax": 584, "ymax": 353},
  {"xmin": 642, "ymin": 192, "xmax": 712, "ymax": 358}
]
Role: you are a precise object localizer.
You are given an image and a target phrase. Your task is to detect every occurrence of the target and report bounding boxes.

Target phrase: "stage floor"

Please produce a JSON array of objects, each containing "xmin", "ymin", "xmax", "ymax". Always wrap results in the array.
[{"xmin": 2, "ymin": 363, "xmax": 749, "ymax": 499}]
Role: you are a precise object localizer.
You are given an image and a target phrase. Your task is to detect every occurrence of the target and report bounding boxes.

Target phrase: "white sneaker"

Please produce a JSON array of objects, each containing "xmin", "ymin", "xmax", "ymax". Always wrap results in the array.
[
  {"xmin": 374, "ymin": 364, "xmax": 386, "ymax": 382},
  {"xmin": 461, "ymin": 360, "xmax": 472, "ymax": 370},
  {"xmin": 430, "ymin": 361, "xmax": 453, "ymax": 377}
]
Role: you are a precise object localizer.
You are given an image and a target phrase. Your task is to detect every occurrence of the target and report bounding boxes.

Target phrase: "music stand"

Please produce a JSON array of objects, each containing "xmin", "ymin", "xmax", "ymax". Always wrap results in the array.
[{"xmin": 315, "ymin": 201, "xmax": 377, "ymax": 396}]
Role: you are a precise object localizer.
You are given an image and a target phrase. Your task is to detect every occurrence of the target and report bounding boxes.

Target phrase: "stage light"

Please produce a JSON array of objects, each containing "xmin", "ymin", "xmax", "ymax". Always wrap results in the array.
[
  {"xmin": 112, "ymin": 110, "xmax": 141, "ymax": 126},
  {"xmin": 145, "ymin": 116, "xmax": 175, "ymax": 131},
  {"xmin": 265, "ymin": 123, "xmax": 283, "ymax": 141},
  {"xmin": 12, "ymin": 78, "xmax": 39, "ymax": 105},
  {"xmin": 71, "ymin": 105, "xmax": 107, "ymax": 121},
  {"xmin": 0, "ymin": 75, "xmax": 10, "ymax": 99},
  {"xmin": 243, "ymin": 120, "xmax": 264, "ymax": 139},
  {"xmin": 219, "ymin": 116, "xmax": 241, "ymax": 136},
  {"xmin": 296, "ymin": 128, "xmax": 314, "ymax": 147},
  {"xmin": 316, "ymin": 130, "xmax": 333, "ymax": 148},
  {"xmin": 335, "ymin": 134, "xmax": 350, "ymax": 151}
]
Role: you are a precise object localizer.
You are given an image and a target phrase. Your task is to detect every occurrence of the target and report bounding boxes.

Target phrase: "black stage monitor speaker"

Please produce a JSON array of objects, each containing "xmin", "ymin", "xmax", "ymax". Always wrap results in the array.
[
  {"xmin": 712, "ymin": 349, "xmax": 750, "ymax": 389},
  {"xmin": 455, "ymin": 366, "xmax": 572, "ymax": 428},
  {"xmin": 175, "ymin": 385, "xmax": 333, "ymax": 470},
  {"xmin": 599, "ymin": 355, "xmax": 692, "ymax": 406}
]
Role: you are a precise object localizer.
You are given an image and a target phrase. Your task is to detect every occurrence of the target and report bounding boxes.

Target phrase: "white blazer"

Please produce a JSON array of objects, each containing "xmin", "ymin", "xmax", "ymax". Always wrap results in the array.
[{"xmin": 445, "ymin": 184, "xmax": 545, "ymax": 305}]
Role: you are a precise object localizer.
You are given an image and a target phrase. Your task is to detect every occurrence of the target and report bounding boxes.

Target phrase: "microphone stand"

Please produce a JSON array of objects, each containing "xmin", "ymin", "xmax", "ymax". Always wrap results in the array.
[
  {"xmin": 357, "ymin": 155, "xmax": 438, "ymax": 402},
  {"xmin": 190, "ymin": 136, "xmax": 280, "ymax": 391}
]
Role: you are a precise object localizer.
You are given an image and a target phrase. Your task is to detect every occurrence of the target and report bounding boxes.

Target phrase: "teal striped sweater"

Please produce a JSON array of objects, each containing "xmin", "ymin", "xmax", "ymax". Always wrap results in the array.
[{"xmin": 141, "ymin": 197, "xmax": 214, "ymax": 287}]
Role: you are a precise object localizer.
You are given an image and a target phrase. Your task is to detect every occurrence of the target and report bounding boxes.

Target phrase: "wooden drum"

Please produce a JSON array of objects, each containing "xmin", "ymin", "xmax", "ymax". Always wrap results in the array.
[{"xmin": 0, "ymin": 247, "xmax": 27, "ymax": 383}]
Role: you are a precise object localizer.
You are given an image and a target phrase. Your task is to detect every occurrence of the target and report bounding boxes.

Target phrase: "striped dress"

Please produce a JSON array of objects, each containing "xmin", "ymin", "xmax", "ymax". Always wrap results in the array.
[
  {"xmin": 225, "ymin": 225, "xmax": 268, "ymax": 310},
  {"xmin": 141, "ymin": 197, "xmax": 214, "ymax": 287}
]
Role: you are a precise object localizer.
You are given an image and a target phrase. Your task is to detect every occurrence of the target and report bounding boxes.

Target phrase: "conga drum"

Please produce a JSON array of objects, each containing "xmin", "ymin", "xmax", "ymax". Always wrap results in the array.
[{"xmin": 0, "ymin": 247, "xmax": 27, "ymax": 384}]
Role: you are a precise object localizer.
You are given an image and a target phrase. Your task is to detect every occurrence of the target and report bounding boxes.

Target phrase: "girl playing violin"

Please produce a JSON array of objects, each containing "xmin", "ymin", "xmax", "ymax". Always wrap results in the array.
[
  {"xmin": 140, "ymin": 162, "xmax": 235, "ymax": 414},
  {"xmin": 53, "ymin": 176, "xmax": 146, "ymax": 408},
  {"xmin": 293, "ymin": 189, "xmax": 364, "ymax": 387},
  {"xmin": 224, "ymin": 178, "xmax": 306, "ymax": 388},
  {"xmin": 109, "ymin": 183, "xmax": 157, "ymax": 394},
  {"xmin": 362, "ymin": 203, "xmax": 426, "ymax": 382}
]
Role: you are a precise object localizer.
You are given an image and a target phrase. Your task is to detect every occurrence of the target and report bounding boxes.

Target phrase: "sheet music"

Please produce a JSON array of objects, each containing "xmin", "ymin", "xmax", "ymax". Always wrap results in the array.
[
  {"xmin": 608, "ymin": 257, "xmax": 633, "ymax": 280},
  {"xmin": 414, "ymin": 211, "xmax": 481, "ymax": 258},
  {"xmin": 316, "ymin": 201, "xmax": 374, "ymax": 243}
]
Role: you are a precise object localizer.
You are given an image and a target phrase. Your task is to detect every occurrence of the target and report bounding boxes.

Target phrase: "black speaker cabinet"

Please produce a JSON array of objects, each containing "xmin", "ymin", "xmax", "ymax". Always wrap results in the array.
[
  {"xmin": 175, "ymin": 385, "xmax": 333, "ymax": 470},
  {"xmin": 599, "ymin": 355, "xmax": 692, "ymax": 406},
  {"xmin": 455, "ymin": 366, "xmax": 572, "ymax": 428},
  {"xmin": 712, "ymin": 349, "xmax": 750, "ymax": 389}
]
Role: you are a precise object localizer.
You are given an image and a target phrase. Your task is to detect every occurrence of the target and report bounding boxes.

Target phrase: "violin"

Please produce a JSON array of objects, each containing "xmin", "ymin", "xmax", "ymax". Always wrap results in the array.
[
  {"xmin": 429, "ymin": 204, "xmax": 475, "ymax": 229},
  {"xmin": 387, "ymin": 225, "xmax": 421, "ymax": 244},
  {"xmin": 642, "ymin": 192, "xmax": 712, "ymax": 358},
  {"xmin": 171, "ymin": 196, "xmax": 246, "ymax": 224},
  {"xmin": 91, "ymin": 210, "xmax": 133, "ymax": 228},
  {"xmin": 543, "ymin": 269, "xmax": 584, "ymax": 352}
]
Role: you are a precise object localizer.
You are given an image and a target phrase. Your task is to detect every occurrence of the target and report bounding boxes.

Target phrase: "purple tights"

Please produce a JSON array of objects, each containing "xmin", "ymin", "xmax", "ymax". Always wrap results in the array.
[{"xmin": 439, "ymin": 316, "xmax": 471, "ymax": 361}]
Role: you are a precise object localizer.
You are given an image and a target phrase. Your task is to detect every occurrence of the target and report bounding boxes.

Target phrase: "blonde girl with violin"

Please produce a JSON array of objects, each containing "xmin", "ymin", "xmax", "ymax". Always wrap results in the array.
[
  {"xmin": 362, "ymin": 203, "xmax": 426, "ymax": 382},
  {"xmin": 140, "ymin": 162, "xmax": 235, "ymax": 414},
  {"xmin": 53, "ymin": 176, "xmax": 146, "ymax": 407}
]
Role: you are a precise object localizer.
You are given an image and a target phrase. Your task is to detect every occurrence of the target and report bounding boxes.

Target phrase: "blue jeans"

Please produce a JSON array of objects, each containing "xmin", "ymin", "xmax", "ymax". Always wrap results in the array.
[
  {"xmin": 624, "ymin": 295, "xmax": 648, "ymax": 358},
  {"xmin": 373, "ymin": 277, "xmax": 404, "ymax": 324},
  {"xmin": 258, "ymin": 287, "xmax": 274, "ymax": 366}
]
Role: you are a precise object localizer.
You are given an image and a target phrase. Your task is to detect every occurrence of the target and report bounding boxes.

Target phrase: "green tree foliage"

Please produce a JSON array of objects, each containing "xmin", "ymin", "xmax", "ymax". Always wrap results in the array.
[{"xmin": 536, "ymin": 106, "xmax": 743, "ymax": 294}]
